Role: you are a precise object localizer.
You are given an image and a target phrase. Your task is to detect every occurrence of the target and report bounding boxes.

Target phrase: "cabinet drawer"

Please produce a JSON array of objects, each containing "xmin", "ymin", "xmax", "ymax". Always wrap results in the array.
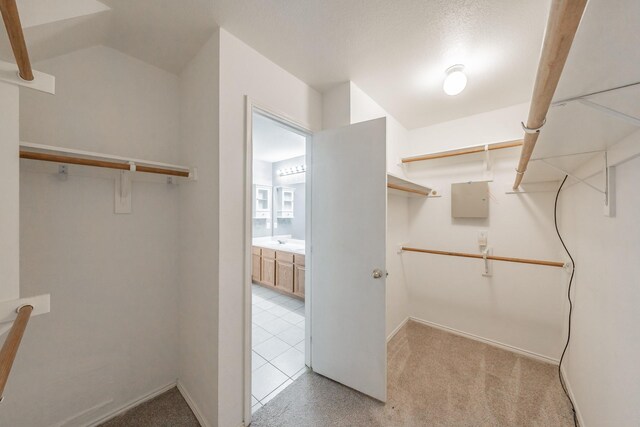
[
  {"xmin": 276, "ymin": 251, "xmax": 294, "ymax": 263},
  {"xmin": 261, "ymin": 248, "xmax": 276, "ymax": 259},
  {"xmin": 252, "ymin": 246, "xmax": 261, "ymax": 256},
  {"xmin": 294, "ymin": 254, "xmax": 305, "ymax": 266}
]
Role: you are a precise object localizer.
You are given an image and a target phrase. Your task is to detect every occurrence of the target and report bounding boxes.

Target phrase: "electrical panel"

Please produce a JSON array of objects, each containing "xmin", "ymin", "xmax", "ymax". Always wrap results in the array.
[{"xmin": 451, "ymin": 182, "xmax": 489, "ymax": 218}]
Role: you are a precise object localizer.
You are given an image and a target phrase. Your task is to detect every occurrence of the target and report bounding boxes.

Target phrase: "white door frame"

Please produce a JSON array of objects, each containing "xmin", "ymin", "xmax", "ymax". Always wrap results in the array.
[{"xmin": 243, "ymin": 97, "xmax": 313, "ymax": 424}]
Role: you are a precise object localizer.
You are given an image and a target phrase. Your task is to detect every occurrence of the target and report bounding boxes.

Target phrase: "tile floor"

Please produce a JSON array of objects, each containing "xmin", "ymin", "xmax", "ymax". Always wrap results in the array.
[{"xmin": 251, "ymin": 283, "xmax": 306, "ymax": 414}]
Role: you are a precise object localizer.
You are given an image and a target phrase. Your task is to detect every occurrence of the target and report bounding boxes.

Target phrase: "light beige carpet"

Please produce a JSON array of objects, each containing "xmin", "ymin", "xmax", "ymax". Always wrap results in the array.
[{"xmin": 251, "ymin": 320, "xmax": 574, "ymax": 426}]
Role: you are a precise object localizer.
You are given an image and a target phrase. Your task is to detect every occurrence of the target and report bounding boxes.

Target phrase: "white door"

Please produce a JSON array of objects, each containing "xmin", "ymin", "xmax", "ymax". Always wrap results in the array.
[{"xmin": 310, "ymin": 117, "xmax": 387, "ymax": 401}]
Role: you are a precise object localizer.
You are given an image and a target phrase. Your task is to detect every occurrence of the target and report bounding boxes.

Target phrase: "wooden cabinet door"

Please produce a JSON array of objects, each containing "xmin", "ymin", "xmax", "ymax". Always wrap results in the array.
[
  {"xmin": 276, "ymin": 261, "xmax": 294, "ymax": 293},
  {"xmin": 252, "ymin": 253, "xmax": 261, "ymax": 282},
  {"xmin": 262, "ymin": 258, "xmax": 276, "ymax": 287},
  {"xmin": 294, "ymin": 265, "xmax": 305, "ymax": 298}
]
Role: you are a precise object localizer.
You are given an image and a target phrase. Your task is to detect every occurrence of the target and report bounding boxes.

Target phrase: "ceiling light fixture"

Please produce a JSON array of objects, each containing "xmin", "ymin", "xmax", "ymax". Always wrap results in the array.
[
  {"xmin": 443, "ymin": 65, "xmax": 467, "ymax": 96},
  {"xmin": 278, "ymin": 164, "xmax": 306, "ymax": 176}
]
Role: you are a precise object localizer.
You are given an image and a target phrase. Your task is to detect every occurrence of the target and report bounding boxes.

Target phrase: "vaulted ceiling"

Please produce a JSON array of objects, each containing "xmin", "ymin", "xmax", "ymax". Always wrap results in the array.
[{"xmin": 0, "ymin": 0, "xmax": 217, "ymax": 75}]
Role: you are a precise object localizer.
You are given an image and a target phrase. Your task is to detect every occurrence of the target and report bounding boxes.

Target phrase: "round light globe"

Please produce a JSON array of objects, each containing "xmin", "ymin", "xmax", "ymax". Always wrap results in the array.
[{"xmin": 443, "ymin": 66, "xmax": 467, "ymax": 96}]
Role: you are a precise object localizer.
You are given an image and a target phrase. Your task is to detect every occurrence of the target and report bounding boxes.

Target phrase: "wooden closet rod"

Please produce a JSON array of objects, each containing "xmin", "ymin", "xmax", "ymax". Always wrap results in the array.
[
  {"xmin": 402, "ymin": 139, "xmax": 523, "ymax": 164},
  {"xmin": 513, "ymin": 0, "xmax": 587, "ymax": 189},
  {"xmin": 20, "ymin": 151, "xmax": 190, "ymax": 177},
  {"xmin": 402, "ymin": 247, "xmax": 565, "ymax": 268},
  {"xmin": 387, "ymin": 183, "xmax": 429, "ymax": 196},
  {"xmin": 0, "ymin": 0, "xmax": 33, "ymax": 81},
  {"xmin": 0, "ymin": 305, "xmax": 33, "ymax": 399}
]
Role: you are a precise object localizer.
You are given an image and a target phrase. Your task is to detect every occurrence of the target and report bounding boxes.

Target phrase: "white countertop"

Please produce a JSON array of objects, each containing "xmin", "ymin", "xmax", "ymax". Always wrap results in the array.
[{"xmin": 252, "ymin": 237, "xmax": 305, "ymax": 255}]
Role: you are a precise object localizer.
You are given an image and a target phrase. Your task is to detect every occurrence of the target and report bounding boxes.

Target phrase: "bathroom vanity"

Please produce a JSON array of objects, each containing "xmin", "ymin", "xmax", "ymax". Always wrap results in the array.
[{"xmin": 252, "ymin": 241, "xmax": 305, "ymax": 299}]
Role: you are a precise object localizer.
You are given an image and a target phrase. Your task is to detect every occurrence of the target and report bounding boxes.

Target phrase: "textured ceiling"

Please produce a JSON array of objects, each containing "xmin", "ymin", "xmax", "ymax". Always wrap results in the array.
[
  {"xmin": 2, "ymin": 1, "xmax": 634, "ymax": 130},
  {"xmin": 211, "ymin": 0, "xmax": 550, "ymax": 128}
]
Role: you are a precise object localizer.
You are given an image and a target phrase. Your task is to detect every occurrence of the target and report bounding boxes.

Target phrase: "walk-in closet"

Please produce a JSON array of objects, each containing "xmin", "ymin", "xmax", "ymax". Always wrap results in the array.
[{"xmin": 0, "ymin": 0, "xmax": 638, "ymax": 426}]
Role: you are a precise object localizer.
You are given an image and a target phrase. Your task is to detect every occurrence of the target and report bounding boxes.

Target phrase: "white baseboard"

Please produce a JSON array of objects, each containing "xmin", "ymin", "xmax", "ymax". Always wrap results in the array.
[
  {"xmin": 386, "ymin": 317, "xmax": 410, "ymax": 343},
  {"xmin": 408, "ymin": 317, "xmax": 560, "ymax": 365},
  {"xmin": 51, "ymin": 399, "xmax": 114, "ymax": 427},
  {"xmin": 560, "ymin": 365, "xmax": 586, "ymax": 427},
  {"xmin": 84, "ymin": 381, "xmax": 177, "ymax": 427},
  {"xmin": 177, "ymin": 381, "xmax": 211, "ymax": 427}
]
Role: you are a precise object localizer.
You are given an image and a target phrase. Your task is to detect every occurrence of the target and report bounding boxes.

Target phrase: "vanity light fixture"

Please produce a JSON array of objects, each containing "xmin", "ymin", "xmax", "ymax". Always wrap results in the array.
[
  {"xmin": 443, "ymin": 64, "xmax": 467, "ymax": 96},
  {"xmin": 278, "ymin": 164, "xmax": 306, "ymax": 176}
]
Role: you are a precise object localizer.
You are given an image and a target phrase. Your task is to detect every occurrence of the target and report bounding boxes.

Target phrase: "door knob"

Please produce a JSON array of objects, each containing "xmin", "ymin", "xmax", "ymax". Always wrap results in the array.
[{"xmin": 372, "ymin": 268, "xmax": 385, "ymax": 279}]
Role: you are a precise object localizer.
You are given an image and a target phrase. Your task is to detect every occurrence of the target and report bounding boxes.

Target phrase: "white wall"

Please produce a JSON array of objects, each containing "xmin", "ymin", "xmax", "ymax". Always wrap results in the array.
[
  {"xmin": 408, "ymin": 102, "xmax": 528, "ymax": 153},
  {"xmin": 0, "ymin": 82, "xmax": 20, "ymax": 302},
  {"xmin": 321, "ymin": 82, "xmax": 350, "ymax": 129},
  {"xmin": 3, "ymin": 46, "xmax": 181, "ymax": 426},
  {"xmin": 385, "ymin": 193, "xmax": 411, "ymax": 338},
  {"xmin": 218, "ymin": 28, "xmax": 322, "ymax": 426},
  {"xmin": 177, "ymin": 31, "xmax": 220, "ymax": 427},
  {"xmin": 20, "ymin": 46, "xmax": 180, "ymax": 162},
  {"xmin": 402, "ymin": 104, "xmax": 567, "ymax": 361},
  {"xmin": 350, "ymin": 82, "xmax": 407, "ymax": 177},
  {"xmin": 560, "ymin": 130, "xmax": 640, "ymax": 426}
]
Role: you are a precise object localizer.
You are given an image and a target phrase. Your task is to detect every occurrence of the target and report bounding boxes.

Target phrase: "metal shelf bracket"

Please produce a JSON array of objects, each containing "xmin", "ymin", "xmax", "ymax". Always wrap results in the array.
[{"xmin": 536, "ymin": 151, "xmax": 614, "ymax": 217}]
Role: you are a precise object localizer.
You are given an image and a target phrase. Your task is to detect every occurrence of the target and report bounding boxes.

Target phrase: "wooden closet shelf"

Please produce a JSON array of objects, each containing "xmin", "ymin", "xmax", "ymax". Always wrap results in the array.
[
  {"xmin": 387, "ymin": 173, "xmax": 431, "ymax": 198},
  {"xmin": 19, "ymin": 142, "xmax": 192, "ymax": 178},
  {"xmin": 402, "ymin": 139, "xmax": 523, "ymax": 164}
]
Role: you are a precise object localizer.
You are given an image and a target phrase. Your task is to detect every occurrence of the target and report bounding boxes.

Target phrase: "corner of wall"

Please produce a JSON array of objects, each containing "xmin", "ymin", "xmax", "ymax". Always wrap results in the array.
[
  {"xmin": 321, "ymin": 82, "xmax": 351, "ymax": 129},
  {"xmin": 217, "ymin": 28, "xmax": 322, "ymax": 427},
  {"xmin": 0, "ymin": 82, "xmax": 20, "ymax": 302},
  {"xmin": 557, "ymin": 133, "xmax": 640, "ymax": 426},
  {"xmin": 177, "ymin": 28, "xmax": 222, "ymax": 427},
  {"xmin": 560, "ymin": 365, "xmax": 586, "ymax": 427}
]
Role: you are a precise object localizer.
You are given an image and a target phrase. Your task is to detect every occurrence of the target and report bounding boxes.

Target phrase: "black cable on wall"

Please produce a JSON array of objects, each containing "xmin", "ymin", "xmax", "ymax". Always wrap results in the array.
[{"xmin": 554, "ymin": 175, "xmax": 578, "ymax": 426}]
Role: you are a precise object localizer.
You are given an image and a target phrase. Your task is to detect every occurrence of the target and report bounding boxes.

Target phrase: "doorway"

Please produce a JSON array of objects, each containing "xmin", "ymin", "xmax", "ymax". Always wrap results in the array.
[
  {"xmin": 245, "ymin": 103, "xmax": 389, "ymax": 423},
  {"xmin": 246, "ymin": 105, "xmax": 312, "ymax": 416}
]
